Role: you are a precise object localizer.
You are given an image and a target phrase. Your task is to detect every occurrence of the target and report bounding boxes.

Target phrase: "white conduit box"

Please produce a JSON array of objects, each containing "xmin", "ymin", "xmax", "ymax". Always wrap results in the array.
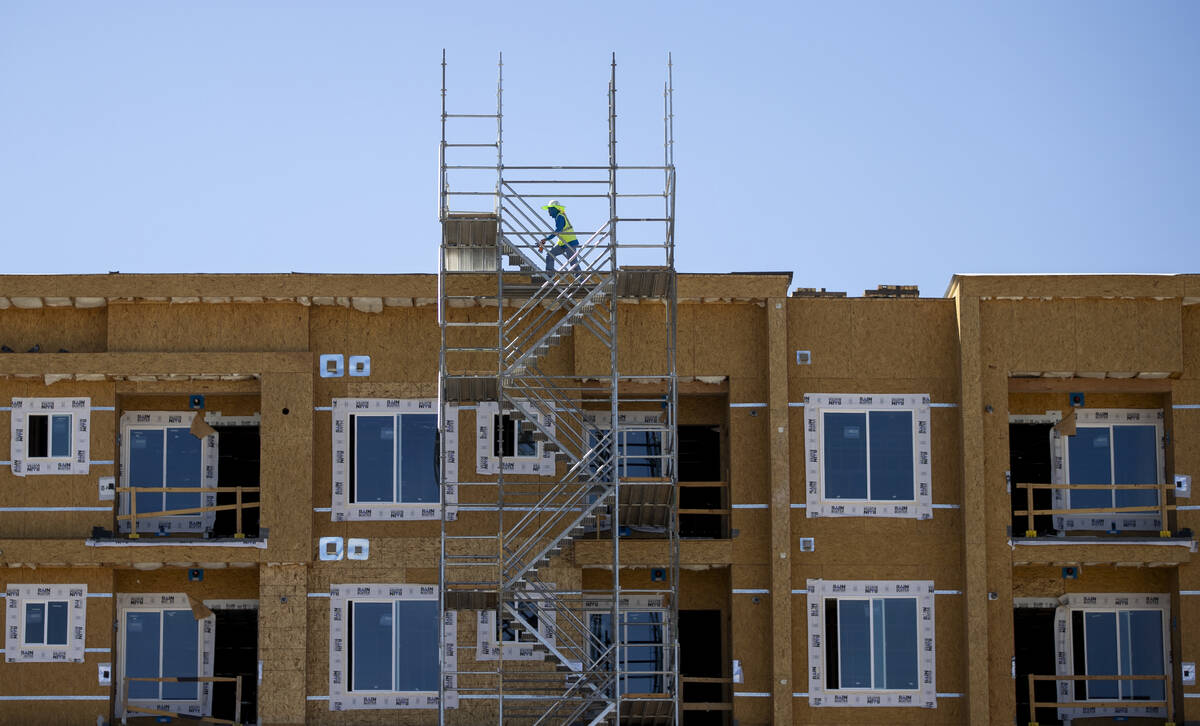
[
  {"xmin": 348, "ymin": 356, "xmax": 371, "ymax": 377},
  {"xmin": 1177, "ymin": 474, "xmax": 1192, "ymax": 498},
  {"xmin": 319, "ymin": 354, "xmax": 344, "ymax": 378},
  {"xmin": 347, "ymin": 538, "xmax": 369, "ymax": 560},
  {"xmin": 318, "ymin": 536, "xmax": 344, "ymax": 561}
]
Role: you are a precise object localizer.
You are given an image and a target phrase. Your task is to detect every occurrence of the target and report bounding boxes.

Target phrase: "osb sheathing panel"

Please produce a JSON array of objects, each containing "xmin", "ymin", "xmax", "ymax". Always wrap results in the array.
[
  {"xmin": 982, "ymin": 298, "xmax": 1182, "ymax": 374},
  {"xmin": 0, "ymin": 380, "xmax": 116, "ymax": 539},
  {"xmin": 309, "ymin": 306, "xmax": 440, "ymax": 392},
  {"xmin": 1012, "ymin": 565, "xmax": 1172, "ymax": 597},
  {"xmin": 573, "ymin": 539, "xmax": 732, "ymax": 567},
  {"xmin": 789, "ymin": 511, "xmax": 964, "ymax": 573},
  {"xmin": 950, "ymin": 273, "xmax": 1193, "ymax": 300},
  {"xmin": 1182, "ymin": 305, "xmax": 1200, "ymax": 379},
  {"xmin": 676, "ymin": 274, "xmax": 789, "ymax": 300},
  {"xmin": 0, "ymin": 306, "xmax": 107, "ymax": 354},
  {"xmin": 261, "ymin": 373, "xmax": 313, "ymax": 561},
  {"xmin": 107, "ymin": 303, "xmax": 308, "ymax": 353},
  {"xmin": 119, "ymin": 392, "xmax": 261, "ymax": 417},
  {"xmin": 0, "ymin": 273, "xmax": 440, "ymax": 299},
  {"xmin": 114, "ymin": 564, "xmax": 259, "ymax": 599},
  {"xmin": 0, "ymin": 567, "xmax": 114, "ymax": 726},
  {"xmin": 728, "ymin": 408, "xmax": 769, "ymax": 504},
  {"xmin": 729, "ymin": 566, "xmax": 772, "ymax": 698},
  {"xmin": 0, "ymin": 352, "xmax": 309, "ymax": 378},
  {"xmin": 1008, "ymin": 391, "xmax": 1168, "ymax": 416},
  {"xmin": 679, "ymin": 394, "xmax": 726, "ymax": 426},
  {"xmin": 262, "ymin": 564, "xmax": 307, "ymax": 725},
  {"xmin": 790, "ymin": 586, "xmax": 967, "ymax": 724},
  {"xmin": 786, "ymin": 299, "xmax": 959, "ymax": 396}
]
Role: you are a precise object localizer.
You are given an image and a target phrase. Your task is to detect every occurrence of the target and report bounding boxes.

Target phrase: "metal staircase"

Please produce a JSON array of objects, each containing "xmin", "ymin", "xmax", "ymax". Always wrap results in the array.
[{"xmin": 438, "ymin": 52, "xmax": 679, "ymax": 725}]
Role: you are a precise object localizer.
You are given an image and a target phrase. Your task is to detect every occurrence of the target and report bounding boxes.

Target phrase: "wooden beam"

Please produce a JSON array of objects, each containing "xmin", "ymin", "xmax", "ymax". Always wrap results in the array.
[{"xmin": 1008, "ymin": 377, "xmax": 1174, "ymax": 393}]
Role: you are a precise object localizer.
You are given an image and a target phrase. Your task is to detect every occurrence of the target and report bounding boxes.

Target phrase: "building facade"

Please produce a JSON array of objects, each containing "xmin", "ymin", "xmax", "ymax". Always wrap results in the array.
[{"xmin": 0, "ymin": 272, "xmax": 1195, "ymax": 725}]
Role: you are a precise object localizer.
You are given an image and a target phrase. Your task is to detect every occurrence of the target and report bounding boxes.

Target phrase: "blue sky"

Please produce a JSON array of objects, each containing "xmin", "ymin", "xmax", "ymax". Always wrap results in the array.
[{"xmin": 1, "ymin": 1, "xmax": 1197, "ymax": 296}]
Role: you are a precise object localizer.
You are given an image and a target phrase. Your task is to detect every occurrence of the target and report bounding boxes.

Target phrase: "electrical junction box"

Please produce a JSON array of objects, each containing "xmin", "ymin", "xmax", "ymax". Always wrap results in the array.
[
  {"xmin": 1183, "ymin": 662, "xmax": 1196, "ymax": 686},
  {"xmin": 1177, "ymin": 474, "xmax": 1192, "ymax": 498}
]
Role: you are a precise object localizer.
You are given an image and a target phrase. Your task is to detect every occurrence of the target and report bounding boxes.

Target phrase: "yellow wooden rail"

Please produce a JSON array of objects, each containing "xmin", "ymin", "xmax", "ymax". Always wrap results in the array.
[
  {"xmin": 116, "ymin": 486, "xmax": 260, "ymax": 539},
  {"xmin": 1026, "ymin": 672, "xmax": 1173, "ymax": 726},
  {"xmin": 121, "ymin": 674, "xmax": 242, "ymax": 725},
  {"xmin": 1014, "ymin": 482, "xmax": 1173, "ymax": 538}
]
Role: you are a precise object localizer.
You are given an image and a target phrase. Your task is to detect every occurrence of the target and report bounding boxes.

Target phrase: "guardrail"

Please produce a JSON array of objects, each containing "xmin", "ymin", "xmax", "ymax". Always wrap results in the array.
[
  {"xmin": 1013, "ymin": 482, "xmax": 1174, "ymax": 537},
  {"xmin": 118, "ymin": 486, "xmax": 260, "ymax": 539},
  {"xmin": 122, "ymin": 674, "xmax": 243, "ymax": 725},
  {"xmin": 1026, "ymin": 672, "xmax": 1173, "ymax": 726}
]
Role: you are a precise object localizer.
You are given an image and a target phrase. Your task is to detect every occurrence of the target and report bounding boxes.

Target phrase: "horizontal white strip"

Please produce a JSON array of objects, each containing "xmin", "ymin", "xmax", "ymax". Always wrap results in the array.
[
  {"xmin": 85, "ymin": 647, "xmax": 110, "ymax": 653},
  {"xmin": 1177, "ymin": 505, "xmax": 1200, "ymax": 511},
  {"xmin": 0, "ymin": 507, "xmax": 110, "ymax": 512},
  {"xmin": 1185, "ymin": 692, "xmax": 1200, "ymax": 698},
  {"xmin": 0, "ymin": 695, "xmax": 108, "ymax": 701},
  {"xmin": 934, "ymin": 590, "xmax": 962, "ymax": 595},
  {"xmin": 0, "ymin": 461, "xmax": 111, "ymax": 467},
  {"xmin": 306, "ymin": 695, "xmax": 329, "ymax": 701},
  {"xmin": 788, "ymin": 402, "xmax": 804, "ymax": 408},
  {"xmin": 732, "ymin": 589, "xmax": 769, "ymax": 594},
  {"xmin": 1173, "ymin": 404, "xmax": 1200, "ymax": 409},
  {"xmin": 1179, "ymin": 591, "xmax": 1200, "ymax": 596},
  {"xmin": 729, "ymin": 403, "xmax": 767, "ymax": 408},
  {"xmin": 86, "ymin": 538, "xmax": 267, "ymax": 548},
  {"xmin": 790, "ymin": 503, "xmax": 806, "ymax": 509},
  {"xmin": 1012, "ymin": 538, "xmax": 1192, "ymax": 547},
  {"xmin": 791, "ymin": 589, "xmax": 806, "ymax": 595},
  {"xmin": 929, "ymin": 403, "xmax": 959, "ymax": 408},
  {"xmin": 87, "ymin": 593, "xmax": 112, "ymax": 598},
  {"xmin": 732, "ymin": 504, "xmax": 767, "ymax": 509},
  {"xmin": 932, "ymin": 503, "xmax": 961, "ymax": 509},
  {"xmin": 308, "ymin": 592, "xmax": 331, "ymax": 598},
  {"xmin": 734, "ymin": 691, "xmax": 771, "ymax": 697},
  {"xmin": 937, "ymin": 692, "xmax": 964, "ymax": 698},
  {"xmin": 0, "ymin": 406, "xmax": 114, "ymax": 412},
  {"xmin": 792, "ymin": 692, "xmax": 808, "ymax": 697},
  {"xmin": 313, "ymin": 507, "xmax": 332, "ymax": 513},
  {"xmin": 313, "ymin": 406, "xmax": 332, "ymax": 412}
]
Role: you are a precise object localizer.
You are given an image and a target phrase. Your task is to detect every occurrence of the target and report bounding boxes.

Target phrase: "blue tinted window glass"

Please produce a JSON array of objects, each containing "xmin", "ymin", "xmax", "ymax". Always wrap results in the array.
[
  {"xmin": 395, "ymin": 601, "xmax": 439, "ymax": 692},
  {"xmin": 516, "ymin": 420, "xmax": 537, "ymax": 457},
  {"xmin": 838, "ymin": 600, "xmax": 871, "ymax": 688},
  {"xmin": 1126, "ymin": 610, "xmax": 1164, "ymax": 700},
  {"xmin": 1069, "ymin": 428, "xmax": 1113, "ymax": 510},
  {"xmin": 400, "ymin": 415, "xmax": 438, "ymax": 504},
  {"xmin": 355, "ymin": 417, "xmax": 395, "ymax": 503},
  {"xmin": 129, "ymin": 429, "xmax": 165, "ymax": 515},
  {"xmin": 125, "ymin": 611, "xmax": 161, "ymax": 700},
  {"xmin": 1113, "ymin": 425, "xmax": 1159, "ymax": 510},
  {"xmin": 625, "ymin": 611, "xmax": 664, "ymax": 694},
  {"xmin": 825, "ymin": 413, "xmax": 868, "ymax": 499},
  {"xmin": 871, "ymin": 600, "xmax": 885, "ymax": 689},
  {"xmin": 24, "ymin": 603, "xmax": 45, "ymax": 644},
  {"xmin": 46, "ymin": 601, "xmax": 68, "ymax": 645},
  {"xmin": 1084, "ymin": 612, "xmax": 1119, "ymax": 699},
  {"xmin": 161, "ymin": 610, "xmax": 198, "ymax": 700},
  {"xmin": 164, "ymin": 428, "xmax": 202, "ymax": 514},
  {"xmin": 589, "ymin": 612, "xmax": 613, "ymax": 665},
  {"xmin": 869, "ymin": 411, "xmax": 914, "ymax": 500},
  {"xmin": 51, "ymin": 415, "xmax": 72, "ymax": 458},
  {"xmin": 353, "ymin": 602, "xmax": 393, "ymax": 691},
  {"xmin": 623, "ymin": 431, "xmax": 664, "ymax": 478},
  {"xmin": 882, "ymin": 598, "xmax": 918, "ymax": 689}
]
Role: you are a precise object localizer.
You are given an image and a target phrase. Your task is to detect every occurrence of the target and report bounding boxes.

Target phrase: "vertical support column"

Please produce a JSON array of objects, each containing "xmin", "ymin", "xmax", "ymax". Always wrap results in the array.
[
  {"xmin": 956, "ymin": 292, "xmax": 992, "ymax": 723},
  {"xmin": 258, "ymin": 564, "xmax": 307, "ymax": 725},
  {"xmin": 260, "ymin": 371, "xmax": 313, "ymax": 560},
  {"xmin": 766, "ymin": 297, "xmax": 793, "ymax": 723}
]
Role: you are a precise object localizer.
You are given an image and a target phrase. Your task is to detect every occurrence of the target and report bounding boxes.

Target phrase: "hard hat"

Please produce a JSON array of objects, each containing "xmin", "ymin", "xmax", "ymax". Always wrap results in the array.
[{"xmin": 541, "ymin": 199, "xmax": 563, "ymax": 210}]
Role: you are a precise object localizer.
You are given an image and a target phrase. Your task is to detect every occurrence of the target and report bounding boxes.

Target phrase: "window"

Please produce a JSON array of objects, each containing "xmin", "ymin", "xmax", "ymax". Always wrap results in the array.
[
  {"xmin": 4, "ymin": 584, "xmax": 87, "ymax": 663},
  {"xmin": 352, "ymin": 413, "xmax": 438, "ymax": 504},
  {"xmin": 120, "ymin": 412, "xmax": 219, "ymax": 534},
  {"xmin": 493, "ymin": 414, "xmax": 539, "ymax": 460},
  {"xmin": 588, "ymin": 426, "xmax": 669, "ymax": 480},
  {"xmin": 475, "ymin": 401, "xmax": 554, "ymax": 476},
  {"xmin": 806, "ymin": 580, "xmax": 936, "ymax": 708},
  {"xmin": 328, "ymin": 584, "xmax": 456, "ymax": 711},
  {"xmin": 1053, "ymin": 593, "xmax": 1170, "ymax": 721},
  {"xmin": 349, "ymin": 600, "xmax": 438, "ymax": 693},
  {"xmin": 475, "ymin": 596, "xmax": 555, "ymax": 661},
  {"xmin": 331, "ymin": 399, "xmax": 458, "ymax": 522},
  {"xmin": 1052, "ymin": 409, "xmax": 1164, "ymax": 531},
  {"xmin": 588, "ymin": 609, "xmax": 667, "ymax": 695},
  {"xmin": 803, "ymin": 395, "xmax": 933, "ymax": 519},
  {"xmin": 9, "ymin": 397, "xmax": 91, "ymax": 476},
  {"xmin": 116, "ymin": 593, "xmax": 214, "ymax": 720}
]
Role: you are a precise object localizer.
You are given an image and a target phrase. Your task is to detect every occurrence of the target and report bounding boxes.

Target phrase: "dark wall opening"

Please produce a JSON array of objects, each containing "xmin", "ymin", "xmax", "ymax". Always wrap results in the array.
[
  {"xmin": 679, "ymin": 609, "xmax": 727, "ymax": 726},
  {"xmin": 1014, "ymin": 607, "xmax": 1059, "ymax": 726},
  {"xmin": 679, "ymin": 486, "xmax": 725, "ymax": 539},
  {"xmin": 678, "ymin": 425, "xmax": 721, "ymax": 482},
  {"xmin": 1010, "ymin": 423, "xmax": 1053, "ymax": 536},
  {"xmin": 212, "ymin": 608, "xmax": 258, "ymax": 724},
  {"xmin": 212, "ymin": 425, "xmax": 260, "ymax": 538}
]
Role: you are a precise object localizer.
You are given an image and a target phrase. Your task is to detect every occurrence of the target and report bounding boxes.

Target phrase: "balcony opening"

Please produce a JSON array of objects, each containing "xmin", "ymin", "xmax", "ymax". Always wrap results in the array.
[
  {"xmin": 212, "ymin": 607, "xmax": 258, "ymax": 724},
  {"xmin": 680, "ymin": 609, "xmax": 728, "ymax": 725},
  {"xmin": 1010, "ymin": 422, "xmax": 1054, "ymax": 537},
  {"xmin": 1014, "ymin": 606, "xmax": 1058, "ymax": 726},
  {"xmin": 212, "ymin": 424, "xmax": 261, "ymax": 538}
]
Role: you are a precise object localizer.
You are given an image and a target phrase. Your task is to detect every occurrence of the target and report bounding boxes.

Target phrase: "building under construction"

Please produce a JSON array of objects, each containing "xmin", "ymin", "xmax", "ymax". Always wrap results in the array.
[{"xmin": 0, "ymin": 58, "xmax": 1198, "ymax": 726}]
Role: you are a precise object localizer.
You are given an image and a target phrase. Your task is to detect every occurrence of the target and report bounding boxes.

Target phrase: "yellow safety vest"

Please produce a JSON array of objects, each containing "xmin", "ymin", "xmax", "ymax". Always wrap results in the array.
[{"xmin": 552, "ymin": 211, "xmax": 578, "ymax": 246}]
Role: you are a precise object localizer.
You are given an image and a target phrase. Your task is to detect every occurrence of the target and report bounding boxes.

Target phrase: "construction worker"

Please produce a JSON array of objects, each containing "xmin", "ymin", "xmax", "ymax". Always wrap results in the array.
[{"xmin": 538, "ymin": 200, "xmax": 581, "ymax": 273}]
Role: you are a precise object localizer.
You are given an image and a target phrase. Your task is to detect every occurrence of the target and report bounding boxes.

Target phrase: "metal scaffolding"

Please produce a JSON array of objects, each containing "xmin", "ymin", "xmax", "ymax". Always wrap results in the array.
[{"xmin": 438, "ymin": 52, "xmax": 679, "ymax": 724}]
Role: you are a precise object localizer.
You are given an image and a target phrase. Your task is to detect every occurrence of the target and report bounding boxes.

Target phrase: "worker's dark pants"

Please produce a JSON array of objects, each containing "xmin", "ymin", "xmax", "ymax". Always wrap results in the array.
[{"xmin": 545, "ymin": 241, "xmax": 581, "ymax": 273}]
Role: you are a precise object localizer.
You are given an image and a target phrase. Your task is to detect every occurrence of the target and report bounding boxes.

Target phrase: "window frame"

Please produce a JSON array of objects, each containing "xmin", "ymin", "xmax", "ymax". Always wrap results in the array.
[
  {"xmin": 3, "ymin": 584, "xmax": 87, "ymax": 663},
  {"xmin": 584, "ymin": 411, "xmax": 670, "ymax": 481},
  {"xmin": 118, "ymin": 412, "xmax": 219, "ymax": 535},
  {"xmin": 582, "ymin": 594, "xmax": 670, "ymax": 697},
  {"xmin": 1051, "ymin": 409, "xmax": 1165, "ymax": 532},
  {"xmin": 349, "ymin": 411, "xmax": 439, "ymax": 505},
  {"xmin": 475, "ymin": 591, "xmax": 557, "ymax": 662},
  {"xmin": 806, "ymin": 579, "xmax": 936, "ymax": 708},
  {"xmin": 9, "ymin": 397, "xmax": 91, "ymax": 476},
  {"xmin": 475, "ymin": 401, "xmax": 555, "ymax": 477},
  {"xmin": 1053, "ymin": 592, "xmax": 1170, "ymax": 721},
  {"xmin": 20, "ymin": 599, "xmax": 70, "ymax": 646},
  {"xmin": 115, "ymin": 593, "xmax": 214, "ymax": 720},
  {"xmin": 803, "ymin": 394, "xmax": 933, "ymax": 519},
  {"xmin": 330, "ymin": 398, "xmax": 458, "ymax": 522}
]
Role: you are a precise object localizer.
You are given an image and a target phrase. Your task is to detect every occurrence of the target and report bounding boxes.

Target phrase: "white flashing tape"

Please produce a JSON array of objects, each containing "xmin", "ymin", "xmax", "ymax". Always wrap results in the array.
[
  {"xmin": 313, "ymin": 406, "xmax": 333, "ymax": 412},
  {"xmin": 729, "ymin": 403, "xmax": 767, "ymax": 408},
  {"xmin": 307, "ymin": 592, "xmax": 332, "ymax": 598},
  {"xmin": 85, "ymin": 538, "xmax": 267, "ymax": 548},
  {"xmin": 732, "ymin": 588, "xmax": 769, "ymax": 594},
  {"xmin": 734, "ymin": 692, "xmax": 771, "ymax": 697},
  {"xmin": 732, "ymin": 504, "xmax": 768, "ymax": 509},
  {"xmin": 307, "ymin": 695, "xmax": 330, "ymax": 701},
  {"xmin": 1173, "ymin": 404, "xmax": 1200, "ymax": 409},
  {"xmin": 1180, "ymin": 591, "xmax": 1200, "ymax": 596},
  {"xmin": 931, "ymin": 504, "xmax": 961, "ymax": 509},
  {"xmin": 934, "ymin": 590, "xmax": 962, "ymax": 595},
  {"xmin": 86, "ymin": 593, "xmax": 112, "ymax": 598}
]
